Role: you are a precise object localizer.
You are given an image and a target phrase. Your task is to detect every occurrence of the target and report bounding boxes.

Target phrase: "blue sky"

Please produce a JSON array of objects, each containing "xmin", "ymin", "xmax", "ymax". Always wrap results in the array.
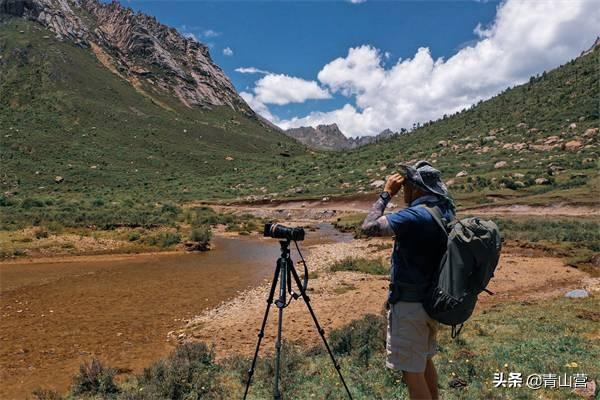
[{"xmin": 122, "ymin": 0, "xmax": 599, "ymax": 137}]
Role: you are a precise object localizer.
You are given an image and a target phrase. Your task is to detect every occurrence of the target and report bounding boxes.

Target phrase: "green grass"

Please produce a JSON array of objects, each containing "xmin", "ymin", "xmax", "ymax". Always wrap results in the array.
[
  {"xmin": 36, "ymin": 297, "xmax": 599, "ymax": 399},
  {"xmin": 330, "ymin": 257, "xmax": 389, "ymax": 275}
]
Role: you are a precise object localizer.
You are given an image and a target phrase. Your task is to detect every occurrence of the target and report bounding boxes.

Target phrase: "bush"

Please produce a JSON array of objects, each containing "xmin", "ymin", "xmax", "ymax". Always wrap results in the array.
[
  {"xmin": 330, "ymin": 257, "xmax": 388, "ymax": 275},
  {"xmin": 135, "ymin": 343, "xmax": 223, "ymax": 400},
  {"xmin": 189, "ymin": 225, "xmax": 212, "ymax": 243},
  {"xmin": 21, "ymin": 198, "xmax": 46, "ymax": 209},
  {"xmin": 329, "ymin": 314, "xmax": 386, "ymax": 367},
  {"xmin": 144, "ymin": 231, "xmax": 181, "ymax": 248},
  {"xmin": 71, "ymin": 358, "xmax": 118, "ymax": 396}
]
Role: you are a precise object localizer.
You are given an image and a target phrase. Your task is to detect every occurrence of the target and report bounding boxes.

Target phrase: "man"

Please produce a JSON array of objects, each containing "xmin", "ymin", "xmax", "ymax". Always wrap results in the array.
[{"xmin": 361, "ymin": 160, "xmax": 455, "ymax": 400}]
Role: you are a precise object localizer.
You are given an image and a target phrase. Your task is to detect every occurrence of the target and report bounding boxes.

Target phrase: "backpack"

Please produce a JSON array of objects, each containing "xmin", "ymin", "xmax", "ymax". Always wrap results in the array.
[{"xmin": 421, "ymin": 205, "xmax": 502, "ymax": 338}]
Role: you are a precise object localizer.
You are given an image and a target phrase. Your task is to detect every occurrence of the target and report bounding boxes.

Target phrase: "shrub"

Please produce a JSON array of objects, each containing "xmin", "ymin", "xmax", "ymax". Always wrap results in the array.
[
  {"xmin": 189, "ymin": 225, "xmax": 212, "ymax": 243},
  {"xmin": 35, "ymin": 228, "xmax": 49, "ymax": 239},
  {"xmin": 330, "ymin": 257, "xmax": 388, "ymax": 275},
  {"xmin": 71, "ymin": 358, "xmax": 118, "ymax": 396},
  {"xmin": 329, "ymin": 314, "xmax": 386, "ymax": 367},
  {"xmin": 21, "ymin": 198, "xmax": 46, "ymax": 209},
  {"xmin": 136, "ymin": 343, "xmax": 223, "ymax": 400},
  {"xmin": 128, "ymin": 232, "xmax": 141, "ymax": 242},
  {"xmin": 144, "ymin": 231, "xmax": 181, "ymax": 248}
]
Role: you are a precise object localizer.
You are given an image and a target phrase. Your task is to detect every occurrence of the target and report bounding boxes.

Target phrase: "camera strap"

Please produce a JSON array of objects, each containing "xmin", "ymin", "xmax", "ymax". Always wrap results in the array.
[{"xmin": 293, "ymin": 240, "xmax": 309, "ymax": 293}]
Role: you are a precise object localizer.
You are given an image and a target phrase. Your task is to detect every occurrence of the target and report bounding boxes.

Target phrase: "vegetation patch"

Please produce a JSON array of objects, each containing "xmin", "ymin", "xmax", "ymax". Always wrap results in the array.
[{"xmin": 330, "ymin": 257, "xmax": 389, "ymax": 275}]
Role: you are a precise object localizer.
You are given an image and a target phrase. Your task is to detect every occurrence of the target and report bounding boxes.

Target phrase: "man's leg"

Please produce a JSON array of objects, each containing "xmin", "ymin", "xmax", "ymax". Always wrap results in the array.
[
  {"xmin": 424, "ymin": 358, "xmax": 439, "ymax": 400},
  {"xmin": 402, "ymin": 371, "xmax": 432, "ymax": 400}
]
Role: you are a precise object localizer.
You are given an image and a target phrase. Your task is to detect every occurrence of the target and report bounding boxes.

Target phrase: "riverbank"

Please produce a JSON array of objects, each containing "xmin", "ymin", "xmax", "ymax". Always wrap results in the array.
[{"xmin": 173, "ymin": 237, "xmax": 598, "ymax": 358}]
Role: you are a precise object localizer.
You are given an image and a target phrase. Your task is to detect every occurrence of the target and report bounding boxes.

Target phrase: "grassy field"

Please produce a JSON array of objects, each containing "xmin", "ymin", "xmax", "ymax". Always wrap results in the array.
[{"xmin": 32, "ymin": 296, "xmax": 599, "ymax": 400}]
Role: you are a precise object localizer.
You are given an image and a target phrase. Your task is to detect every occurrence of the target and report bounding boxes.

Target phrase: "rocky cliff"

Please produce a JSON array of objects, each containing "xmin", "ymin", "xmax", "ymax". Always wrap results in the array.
[
  {"xmin": 0, "ymin": 0, "xmax": 251, "ymax": 113},
  {"xmin": 285, "ymin": 124, "xmax": 399, "ymax": 151}
]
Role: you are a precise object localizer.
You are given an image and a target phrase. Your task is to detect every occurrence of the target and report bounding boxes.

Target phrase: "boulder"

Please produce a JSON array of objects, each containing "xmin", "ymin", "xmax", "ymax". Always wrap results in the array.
[
  {"xmin": 184, "ymin": 241, "xmax": 209, "ymax": 252},
  {"xmin": 516, "ymin": 122, "xmax": 528, "ymax": 129},
  {"xmin": 438, "ymin": 140, "xmax": 448, "ymax": 147},
  {"xmin": 456, "ymin": 171, "xmax": 468, "ymax": 178},
  {"xmin": 512, "ymin": 173, "xmax": 525, "ymax": 178},
  {"xmin": 568, "ymin": 123, "xmax": 577, "ymax": 130},
  {"xmin": 583, "ymin": 127, "xmax": 598, "ymax": 137},
  {"xmin": 494, "ymin": 161, "xmax": 508, "ymax": 169},
  {"xmin": 535, "ymin": 177, "xmax": 550, "ymax": 185},
  {"xmin": 370, "ymin": 180, "xmax": 385, "ymax": 188},
  {"xmin": 225, "ymin": 156, "xmax": 234, "ymax": 161},
  {"xmin": 564, "ymin": 140, "xmax": 583, "ymax": 152},
  {"xmin": 54, "ymin": 176, "xmax": 64, "ymax": 183},
  {"xmin": 564, "ymin": 289, "xmax": 588, "ymax": 298}
]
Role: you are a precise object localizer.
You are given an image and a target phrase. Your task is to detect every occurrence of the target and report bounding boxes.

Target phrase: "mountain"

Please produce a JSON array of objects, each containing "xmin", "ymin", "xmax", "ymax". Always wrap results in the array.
[
  {"xmin": 1, "ymin": 0, "xmax": 250, "ymax": 113},
  {"xmin": 0, "ymin": 0, "xmax": 302, "ymax": 206},
  {"xmin": 285, "ymin": 124, "xmax": 400, "ymax": 150}
]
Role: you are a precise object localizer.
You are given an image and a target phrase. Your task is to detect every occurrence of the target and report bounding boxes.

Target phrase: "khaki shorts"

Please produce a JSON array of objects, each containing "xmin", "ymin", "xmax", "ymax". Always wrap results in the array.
[{"xmin": 386, "ymin": 301, "xmax": 438, "ymax": 373}]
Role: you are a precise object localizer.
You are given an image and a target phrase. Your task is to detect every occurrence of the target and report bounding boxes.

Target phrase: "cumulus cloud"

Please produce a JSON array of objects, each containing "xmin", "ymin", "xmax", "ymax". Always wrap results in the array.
[
  {"xmin": 245, "ymin": 74, "xmax": 331, "ymax": 106},
  {"xmin": 348, "ymin": 0, "xmax": 366, "ymax": 4},
  {"xmin": 202, "ymin": 29, "xmax": 220, "ymax": 38},
  {"xmin": 247, "ymin": 0, "xmax": 600, "ymax": 137},
  {"xmin": 223, "ymin": 47, "xmax": 234, "ymax": 56},
  {"xmin": 235, "ymin": 67, "xmax": 271, "ymax": 75}
]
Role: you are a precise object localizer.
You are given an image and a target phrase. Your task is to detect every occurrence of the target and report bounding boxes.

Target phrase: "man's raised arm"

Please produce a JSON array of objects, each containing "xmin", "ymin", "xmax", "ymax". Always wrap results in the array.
[{"xmin": 361, "ymin": 173, "xmax": 404, "ymax": 237}]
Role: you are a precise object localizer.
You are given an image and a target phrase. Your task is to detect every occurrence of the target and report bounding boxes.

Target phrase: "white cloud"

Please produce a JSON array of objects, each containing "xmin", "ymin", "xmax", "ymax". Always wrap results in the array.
[
  {"xmin": 246, "ymin": 0, "xmax": 600, "ymax": 137},
  {"xmin": 202, "ymin": 29, "xmax": 221, "ymax": 38},
  {"xmin": 348, "ymin": 0, "xmax": 366, "ymax": 3},
  {"xmin": 247, "ymin": 74, "xmax": 331, "ymax": 106},
  {"xmin": 223, "ymin": 47, "xmax": 234, "ymax": 56},
  {"xmin": 235, "ymin": 67, "xmax": 271, "ymax": 75}
]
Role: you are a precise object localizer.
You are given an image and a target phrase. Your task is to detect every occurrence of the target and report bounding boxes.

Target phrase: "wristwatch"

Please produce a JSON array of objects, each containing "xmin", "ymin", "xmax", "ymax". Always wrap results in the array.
[{"xmin": 379, "ymin": 191, "xmax": 392, "ymax": 202}]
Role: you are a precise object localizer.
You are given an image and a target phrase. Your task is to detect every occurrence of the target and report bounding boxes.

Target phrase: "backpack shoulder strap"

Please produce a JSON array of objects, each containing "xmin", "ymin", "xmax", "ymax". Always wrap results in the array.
[{"xmin": 419, "ymin": 204, "xmax": 449, "ymax": 238}]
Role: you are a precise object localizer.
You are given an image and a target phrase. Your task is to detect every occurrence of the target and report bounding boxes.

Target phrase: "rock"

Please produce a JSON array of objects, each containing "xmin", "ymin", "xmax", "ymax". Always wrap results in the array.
[
  {"xmin": 322, "ymin": 197, "xmax": 330, "ymax": 202},
  {"xmin": 445, "ymin": 179, "xmax": 455, "ymax": 187},
  {"xmin": 494, "ymin": 161, "xmax": 508, "ymax": 169},
  {"xmin": 583, "ymin": 127, "xmax": 598, "ymax": 137},
  {"xmin": 502, "ymin": 143, "xmax": 513, "ymax": 149},
  {"xmin": 482, "ymin": 136, "xmax": 496, "ymax": 142},
  {"xmin": 438, "ymin": 140, "xmax": 448, "ymax": 147},
  {"xmin": 516, "ymin": 122, "xmax": 528, "ymax": 129},
  {"xmin": 565, "ymin": 140, "xmax": 583, "ymax": 152},
  {"xmin": 90, "ymin": 165, "xmax": 97, "ymax": 169},
  {"xmin": 514, "ymin": 181, "xmax": 525, "ymax": 188},
  {"xmin": 370, "ymin": 180, "xmax": 385, "ymax": 188},
  {"xmin": 568, "ymin": 123, "xmax": 577, "ymax": 130},
  {"xmin": 455, "ymin": 171, "xmax": 468, "ymax": 178},
  {"xmin": 564, "ymin": 289, "xmax": 588, "ymax": 298},
  {"xmin": 184, "ymin": 241, "xmax": 209, "ymax": 252},
  {"xmin": 512, "ymin": 173, "xmax": 525, "ymax": 178},
  {"xmin": 544, "ymin": 135, "xmax": 560, "ymax": 144},
  {"xmin": 54, "ymin": 176, "xmax": 64, "ymax": 183},
  {"xmin": 534, "ymin": 178, "xmax": 550, "ymax": 185},
  {"xmin": 225, "ymin": 156, "xmax": 234, "ymax": 161},
  {"xmin": 514, "ymin": 143, "xmax": 527, "ymax": 151},
  {"xmin": 379, "ymin": 165, "xmax": 387, "ymax": 171},
  {"xmin": 294, "ymin": 187, "xmax": 305, "ymax": 194},
  {"xmin": 573, "ymin": 379, "xmax": 596, "ymax": 400},
  {"xmin": 530, "ymin": 144, "xmax": 555, "ymax": 152}
]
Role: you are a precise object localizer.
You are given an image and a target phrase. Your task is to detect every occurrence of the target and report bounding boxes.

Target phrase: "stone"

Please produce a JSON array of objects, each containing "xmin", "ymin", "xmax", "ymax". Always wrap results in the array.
[
  {"xmin": 516, "ymin": 122, "xmax": 528, "ymax": 129},
  {"xmin": 54, "ymin": 176, "xmax": 64, "ymax": 183},
  {"xmin": 564, "ymin": 289, "xmax": 588, "ymax": 298},
  {"xmin": 512, "ymin": 173, "xmax": 525, "ymax": 178},
  {"xmin": 568, "ymin": 123, "xmax": 577, "ymax": 130},
  {"xmin": 494, "ymin": 161, "xmax": 508, "ymax": 169},
  {"xmin": 534, "ymin": 178, "xmax": 550, "ymax": 185},
  {"xmin": 583, "ymin": 127, "xmax": 598, "ymax": 137},
  {"xmin": 445, "ymin": 179, "xmax": 455, "ymax": 187},
  {"xmin": 379, "ymin": 165, "xmax": 387, "ymax": 171},
  {"xmin": 514, "ymin": 181, "xmax": 525, "ymax": 188},
  {"xmin": 456, "ymin": 171, "xmax": 468, "ymax": 178},
  {"xmin": 225, "ymin": 156, "xmax": 234, "ymax": 161},
  {"xmin": 184, "ymin": 241, "xmax": 209, "ymax": 252},
  {"xmin": 370, "ymin": 180, "xmax": 385, "ymax": 188},
  {"xmin": 438, "ymin": 140, "xmax": 448, "ymax": 147},
  {"xmin": 565, "ymin": 140, "xmax": 583, "ymax": 151},
  {"xmin": 573, "ymin": 379, "xmax": 596, "ymax": 400}
]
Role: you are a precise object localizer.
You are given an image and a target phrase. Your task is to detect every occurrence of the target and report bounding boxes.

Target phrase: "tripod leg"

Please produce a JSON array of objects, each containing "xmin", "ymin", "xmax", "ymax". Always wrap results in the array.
[
  {"xmin": 289, "ymin": 264, "xmax": 354, "ymax": 400},
  {"xmin": 243, "ymin": 263, "xmax": 281, "ymax": 400}
]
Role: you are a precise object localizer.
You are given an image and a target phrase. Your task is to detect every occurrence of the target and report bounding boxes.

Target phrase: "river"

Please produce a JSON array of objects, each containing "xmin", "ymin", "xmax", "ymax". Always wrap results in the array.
[{"xmin": 0, "ymin": 223, "xmax": 352, "ymax": 398}]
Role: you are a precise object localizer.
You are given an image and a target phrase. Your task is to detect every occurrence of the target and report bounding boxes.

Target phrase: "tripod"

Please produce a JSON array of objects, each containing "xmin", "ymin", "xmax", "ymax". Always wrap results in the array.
[{"xmin": 243, "ymin": 239, "xmax": 353, "ymax": 400}]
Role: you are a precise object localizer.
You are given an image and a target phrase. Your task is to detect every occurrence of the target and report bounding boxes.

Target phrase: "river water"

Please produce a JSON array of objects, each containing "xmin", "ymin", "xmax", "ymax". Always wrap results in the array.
[{"xmin": 0, "ymin": 223, "xmax": 352, "ymax": 398}]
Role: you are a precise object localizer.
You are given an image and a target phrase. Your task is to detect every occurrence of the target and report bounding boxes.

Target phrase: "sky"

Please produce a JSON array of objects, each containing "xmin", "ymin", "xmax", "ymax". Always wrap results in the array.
[{"xmin": 122, "ymin": 0, "xmax": 599, "ymax": 137}]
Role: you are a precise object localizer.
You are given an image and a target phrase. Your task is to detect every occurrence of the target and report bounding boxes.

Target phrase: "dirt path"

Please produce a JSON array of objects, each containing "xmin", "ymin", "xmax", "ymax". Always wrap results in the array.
[
  {"xmin": 175, "ymin": 238, "xmax": 596, "ymax": 358},
  {"xmin": 209, "ymin": 198, "xmax": 599, "ymax": 220}
]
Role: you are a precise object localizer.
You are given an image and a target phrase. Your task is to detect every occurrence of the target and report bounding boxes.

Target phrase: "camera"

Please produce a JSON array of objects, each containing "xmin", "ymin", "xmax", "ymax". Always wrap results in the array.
[{"xmin": 264, "ymin": 223, "xmax": 305, "ymax": 241}]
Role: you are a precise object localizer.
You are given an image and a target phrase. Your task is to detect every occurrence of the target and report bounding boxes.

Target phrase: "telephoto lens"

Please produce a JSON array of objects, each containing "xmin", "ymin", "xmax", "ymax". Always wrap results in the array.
[{"xmin": 264, "ymin": 223, "xmax": 305, "ymax": 241}]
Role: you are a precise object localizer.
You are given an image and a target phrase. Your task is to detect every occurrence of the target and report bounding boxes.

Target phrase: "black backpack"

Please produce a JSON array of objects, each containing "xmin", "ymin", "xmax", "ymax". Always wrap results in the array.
[{"xmin": 421, "ymin": 206, "xmax": 502, "ymax": 337}]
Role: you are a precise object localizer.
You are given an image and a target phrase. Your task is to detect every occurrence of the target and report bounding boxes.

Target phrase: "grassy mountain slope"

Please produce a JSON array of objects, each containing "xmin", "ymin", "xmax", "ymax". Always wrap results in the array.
[
  {"xmin": 230, "ymin": 44, "xmax": 598, "ymax": 206},
  {"xmin": 0, "ymin": 18, "xmax": 301, "ymax": 205}
]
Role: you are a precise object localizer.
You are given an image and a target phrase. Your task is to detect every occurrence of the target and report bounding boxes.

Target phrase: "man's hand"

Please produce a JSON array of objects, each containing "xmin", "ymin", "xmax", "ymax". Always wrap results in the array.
[{"xmin": 384, "ymin": 173, "xmax": 405, "ymax": 196}]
